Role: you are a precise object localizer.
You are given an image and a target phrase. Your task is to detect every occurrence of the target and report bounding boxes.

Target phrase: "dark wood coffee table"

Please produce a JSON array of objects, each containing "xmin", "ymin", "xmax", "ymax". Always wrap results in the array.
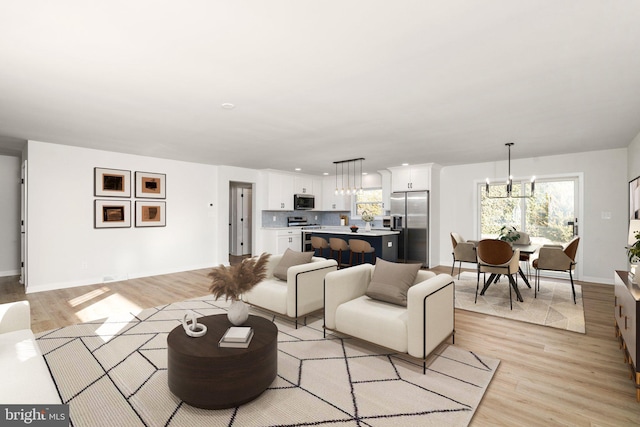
[{"xmin": 167, "ymin": 314, "xmax": 278, "ymax": 409}]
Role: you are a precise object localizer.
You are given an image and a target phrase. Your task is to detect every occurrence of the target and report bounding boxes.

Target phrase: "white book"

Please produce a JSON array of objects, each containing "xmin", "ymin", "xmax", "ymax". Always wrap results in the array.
[
  {"xmin": 218, "ymin": 329, "xmax": 254, "ymax": 348},
  {"xmin": 222, "ymin": 326, "xmax": 253, "ymax": 342}
]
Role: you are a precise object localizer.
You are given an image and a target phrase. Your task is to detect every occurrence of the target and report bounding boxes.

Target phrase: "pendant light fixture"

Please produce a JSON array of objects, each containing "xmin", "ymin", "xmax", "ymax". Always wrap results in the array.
[
  {"xmin": 485, "ymin": 143, "xmax": 535, "ymax": 199},
  {"xmin": 333, "ymin": 158, "xmax": 365, "ymax": 197}
]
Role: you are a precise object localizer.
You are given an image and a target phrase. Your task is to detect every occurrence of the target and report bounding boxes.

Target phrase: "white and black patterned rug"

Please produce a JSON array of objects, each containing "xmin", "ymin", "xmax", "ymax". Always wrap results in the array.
[
  {"xmin": 36, "ymin": 296, "xmax": 499, "ymax": 426},
  {"xmin": 454, "ymin": 271, "xmax": 586, "ymax": 333}
]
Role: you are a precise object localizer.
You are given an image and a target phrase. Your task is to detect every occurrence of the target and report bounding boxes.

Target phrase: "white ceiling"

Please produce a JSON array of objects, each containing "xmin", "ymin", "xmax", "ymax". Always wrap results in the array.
[{"xmin": 1, "ymin": 1, "xmax": 640, "ymax": 175}]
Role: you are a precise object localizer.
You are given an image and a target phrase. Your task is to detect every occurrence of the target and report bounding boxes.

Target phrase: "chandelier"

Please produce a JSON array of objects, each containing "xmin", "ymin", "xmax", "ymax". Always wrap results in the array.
[
  {"xmin": 334, "ymin": 158, "xmax": 365, "ymax": 195},
  {"xmin": 485, "ymin": 143, "xmax": 535, "ymax": 199}
]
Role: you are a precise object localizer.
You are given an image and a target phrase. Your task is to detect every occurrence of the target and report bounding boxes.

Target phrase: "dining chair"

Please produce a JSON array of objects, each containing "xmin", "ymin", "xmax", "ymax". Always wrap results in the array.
[
  {"xmin": 475, "ymin": 239, "xmax": 522, "ymax": 310},
  {"xmin": 450, "ymin": 232, "xmax": 478, "ymax": 279},
  {"xmin": 532, "ymin": 236, "xmax": 580, "ymax": 303},
  {"xmin": 512, "ymin": 231, "xmax": 532, "ymax": 279}
]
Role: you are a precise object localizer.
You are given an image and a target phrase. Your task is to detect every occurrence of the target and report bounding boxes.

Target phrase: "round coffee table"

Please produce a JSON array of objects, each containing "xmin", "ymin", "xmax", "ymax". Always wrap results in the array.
[{"xmin": 167, "ymin": 314, "xmax": 278, "ymax": 409}]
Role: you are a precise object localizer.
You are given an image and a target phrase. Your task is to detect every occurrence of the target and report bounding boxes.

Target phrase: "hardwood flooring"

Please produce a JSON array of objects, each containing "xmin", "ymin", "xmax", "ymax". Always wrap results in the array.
[{"xmin": 1, "ymin": 267, "xmax": 639, "ymax": 426}]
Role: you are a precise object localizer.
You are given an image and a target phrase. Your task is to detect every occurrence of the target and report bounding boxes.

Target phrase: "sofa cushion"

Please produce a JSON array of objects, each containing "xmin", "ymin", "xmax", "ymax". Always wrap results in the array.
[
  {"xmin": 335, "ymin": 296, "xmax": 408, "ymax": 352},
  {"xmin": 365, "ymin": 259, "xmax": 421, "ymax": 306},
  {"xmin": 273, "ymin": 249, "xmax": 313, "ymax": 281},
  {"xmin": 242, "ymin": 279, "xmax": 288, "ymax": 315}
]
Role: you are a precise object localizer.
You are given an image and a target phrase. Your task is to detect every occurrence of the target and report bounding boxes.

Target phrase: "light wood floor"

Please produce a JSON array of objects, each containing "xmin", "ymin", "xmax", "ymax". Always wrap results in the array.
[{"xmin": 1, "ymin": 267, "xmax": 639, "ymax": 426}]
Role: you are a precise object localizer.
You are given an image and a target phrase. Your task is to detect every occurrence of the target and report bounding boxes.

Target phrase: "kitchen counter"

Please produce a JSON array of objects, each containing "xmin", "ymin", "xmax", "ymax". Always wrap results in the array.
[
  {"xmin": 308, "ymin": 227, "xmax": 399, "ymax": 237},
  {"xmin": 304, "ymin": 228, "xmax": 399, "ymax": 263}
]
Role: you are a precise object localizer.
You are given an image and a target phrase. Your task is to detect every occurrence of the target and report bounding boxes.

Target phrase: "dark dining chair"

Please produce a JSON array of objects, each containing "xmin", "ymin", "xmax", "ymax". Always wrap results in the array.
[{"xmin": 475, "ymin": 239, "xmax": 521, "ymax": 310}]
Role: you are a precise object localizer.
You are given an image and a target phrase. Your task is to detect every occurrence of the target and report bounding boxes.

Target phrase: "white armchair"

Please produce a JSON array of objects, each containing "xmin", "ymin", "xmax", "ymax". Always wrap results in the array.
[
  {"xmin": 242, "ymin": 253, "xmax": 338, "ymax": 327},
  {"xmin": 323, "ymin": 263, "xmax": 455, "ymax": 373},
  {"xmin": 0, "ymin": 301, "xmax": 61, "ymax": 404}
]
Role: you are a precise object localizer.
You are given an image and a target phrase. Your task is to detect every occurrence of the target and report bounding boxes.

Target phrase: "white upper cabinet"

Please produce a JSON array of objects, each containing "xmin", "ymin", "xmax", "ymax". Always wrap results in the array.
[
  {"xmin": 389, "ymin": 164, "xmax": 431, "ymax": 192},
  {"xmin": 294, "ymin": 176, "xmax": 314, "ymax": 194},
  {"xmin": 266, "ymin": 172, "xmax": 294, "ymax": 210},
  {"xmin": 322, "ymin": 175, "xmax": 349, "ymax": 210}
]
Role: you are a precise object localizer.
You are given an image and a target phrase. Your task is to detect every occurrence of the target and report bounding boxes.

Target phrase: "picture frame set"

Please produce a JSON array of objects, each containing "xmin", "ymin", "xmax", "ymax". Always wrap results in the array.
[
  {"xmin": 94, "ymin": 167, "xmax": 166, "ymax": 228},
  {"xmin": 630, "ymin": 175, "xmax": 640, "ymax": 221}
]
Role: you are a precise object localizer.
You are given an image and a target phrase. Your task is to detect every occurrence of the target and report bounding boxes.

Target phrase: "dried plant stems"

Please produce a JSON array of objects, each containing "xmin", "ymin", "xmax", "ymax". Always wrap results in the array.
[{"xmin": 208, "ymin": 253, "xmax": 271, "ymax": 301}]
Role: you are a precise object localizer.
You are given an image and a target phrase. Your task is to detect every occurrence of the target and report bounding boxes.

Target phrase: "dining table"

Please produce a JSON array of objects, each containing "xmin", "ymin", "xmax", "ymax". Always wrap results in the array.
[{"xmin": 479, "ymin": 243, "xmax": 540, "ymax": 302}]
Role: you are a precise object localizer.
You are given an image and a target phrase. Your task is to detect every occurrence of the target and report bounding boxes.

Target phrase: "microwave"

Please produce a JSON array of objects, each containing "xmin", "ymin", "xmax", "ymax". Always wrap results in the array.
[{"xmin": 294, "ymin": 194, "xmax": 315, "ymax": 210}]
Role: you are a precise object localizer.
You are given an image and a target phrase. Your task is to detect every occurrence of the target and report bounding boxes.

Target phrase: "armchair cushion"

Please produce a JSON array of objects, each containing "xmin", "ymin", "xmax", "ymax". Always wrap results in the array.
[
  {"xmin": 273, "ymin": 249, "xmax": 313, "ymax": 281},
  {"xmin": 365, "ymin": 259, "xmax": 421, "ymax": 306}
]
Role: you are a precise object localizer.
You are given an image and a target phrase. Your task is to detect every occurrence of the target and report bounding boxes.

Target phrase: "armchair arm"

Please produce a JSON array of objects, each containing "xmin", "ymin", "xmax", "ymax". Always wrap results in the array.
[
  {"xmin": 536, "ymin": 247, "xmax": 574, "ymax": 271},
  {"xmin": 407, "ymin": 274, "xmax": 455, "ymax": 359},
  {"xmin": 0, "ymin": 301, "xmax": 31, "ymax": 334},
  {"xmin": 285, "ymin": 259, "xmax": 338, "ymax": 317},
  {"xmin": 453, "ymin": 241, "xmax": 476, "ymax": 262},
  {"xmin": 323, "ymin": 264, "xmax": 374, "ymax": 330}
]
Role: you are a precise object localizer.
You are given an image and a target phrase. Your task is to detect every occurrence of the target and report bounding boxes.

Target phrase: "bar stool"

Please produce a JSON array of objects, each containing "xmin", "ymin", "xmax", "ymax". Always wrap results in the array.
[
  {"xmin": 348, "ymin": 239, "xmax": 376, "ymax": 265},
  {"xmin": 329, "ymin": 238, "xmax": 351, "ymax": 269},
  {"xmin": 311, "ymin": 236, "xmax": 329, "ymax": 258}
]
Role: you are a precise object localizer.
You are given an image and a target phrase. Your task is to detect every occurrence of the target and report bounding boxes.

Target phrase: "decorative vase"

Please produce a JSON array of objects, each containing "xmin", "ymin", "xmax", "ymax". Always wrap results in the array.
[
  {"xmin": 365, "ymin": 222, "xmax": 372, "ymax": 232},
  {"xmin": 227, "ymin": 299, "xmax": 249, "ymax": 326}
]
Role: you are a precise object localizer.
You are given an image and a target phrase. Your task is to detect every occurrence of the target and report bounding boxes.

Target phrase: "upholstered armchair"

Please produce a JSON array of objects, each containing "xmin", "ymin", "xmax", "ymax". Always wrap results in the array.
[
  {"xmin": 532, "ymin": 236, "xmax": 580, "ymax": 303},
  {"xmin": 450, "ymin": 232, "xmax": 478, "ymax": 278},
  {"xmin": 323, "ymin": 260, "xmax": 455, "ymax": 373},
  {"xmin": 242, "ymin": 250, "xmax": 338, "ymax": 327}
]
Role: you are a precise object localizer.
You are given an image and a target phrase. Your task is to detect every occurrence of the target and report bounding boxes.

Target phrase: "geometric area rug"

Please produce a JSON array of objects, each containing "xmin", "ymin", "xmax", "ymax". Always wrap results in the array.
[
  {"xmin": 454, "ymin": 271, "xmax": 586, "ymax": 334},
  {"xmin": 35, "ymin": 295, "xmax": 499, "ymax": 426}
]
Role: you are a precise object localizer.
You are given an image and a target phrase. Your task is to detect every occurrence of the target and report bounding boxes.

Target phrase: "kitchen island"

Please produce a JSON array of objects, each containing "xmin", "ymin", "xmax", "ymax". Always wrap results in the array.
[{"xmin": 304, "ymin": 227, "xmax": 399, "ymax": 263}]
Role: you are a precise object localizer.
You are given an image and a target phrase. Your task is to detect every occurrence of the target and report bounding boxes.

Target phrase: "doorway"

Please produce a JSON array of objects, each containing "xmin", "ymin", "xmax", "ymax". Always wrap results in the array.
[{"xmin": 229, "ymin": 182, "xmax": 253, "ymax": 261}]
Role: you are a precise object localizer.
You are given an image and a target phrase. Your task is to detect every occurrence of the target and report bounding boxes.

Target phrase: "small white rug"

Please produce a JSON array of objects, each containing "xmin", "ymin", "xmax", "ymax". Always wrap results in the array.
[
  {"xmin": 454, "ymin": 271, "xmax": 585, "ymax": 333},
  {"xmin": 36, "ymin": 296, "xmax": 499, "ymax": 427}
]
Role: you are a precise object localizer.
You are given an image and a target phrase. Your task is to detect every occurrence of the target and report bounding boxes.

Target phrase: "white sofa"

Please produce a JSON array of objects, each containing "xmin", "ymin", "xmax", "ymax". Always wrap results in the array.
[
  {"xmin": 242, "ymin": 254, "xmax": 338, "ymax": 326},
  {"xmin": 324, "ymin": 264, "xmax": 455, "ymax": 371},
  {"xmin": 0, "ymin": 301, "xmax": 61, "ymax": 404}
]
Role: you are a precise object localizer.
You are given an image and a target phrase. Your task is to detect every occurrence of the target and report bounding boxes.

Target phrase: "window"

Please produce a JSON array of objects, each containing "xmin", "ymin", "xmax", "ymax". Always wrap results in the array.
[
  {"xmin": 479, "ymin": 177, "xmax": 578, "ymax": 244},
  {"xmin": 354, "ymin": 188, "xmax": 383, "ymax": 217}
]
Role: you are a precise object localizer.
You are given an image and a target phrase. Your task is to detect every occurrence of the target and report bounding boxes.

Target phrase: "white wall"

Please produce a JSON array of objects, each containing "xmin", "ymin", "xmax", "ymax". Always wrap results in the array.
[
  {"xmin": 0, "ymin": 155, "xmax": 20, "ymax": 276},
  {"xmin": 25, "ymin": 140, "xmax": 220, "ymax": 293},
  {"xmin": 439, "ymin": 148, "xmax": 628, "ymax": 284},
  {"xmin": 628, "ymin": 131, "xmax": 640, "ymax": 180}
]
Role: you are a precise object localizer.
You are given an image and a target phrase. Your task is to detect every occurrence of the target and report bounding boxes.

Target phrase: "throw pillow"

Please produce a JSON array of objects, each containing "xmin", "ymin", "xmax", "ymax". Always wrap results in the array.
[
  {"xmin": 365, "ymin": 258, "xmax": 421, "ymax": 306},
  {"xmin": 273, "ymin": 248, "xmax": 314, "ymax": 281}
]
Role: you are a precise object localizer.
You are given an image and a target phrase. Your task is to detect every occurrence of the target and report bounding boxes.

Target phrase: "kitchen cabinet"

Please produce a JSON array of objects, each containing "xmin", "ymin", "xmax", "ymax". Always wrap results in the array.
[
  {"xmin": 266, "ymin": 172, "xmax": 294, "ymax": 210},
  {"xmin": 322, "ymin": 176, "xmax": 350, "ymax": 211},
  {"xmin": 389, "ymin": 164, "xmax": 431, "ymax": 192},
  {"xmin": 260, "ymin": 228, "xmax": 303, "ymax": 255},
  {"xmin": 294, "ymin": 176, "xmax": 314, "ymax": 195},
  {"xmin": 277, "ymin": 229, "xmax": 302, "ymax": 253}
]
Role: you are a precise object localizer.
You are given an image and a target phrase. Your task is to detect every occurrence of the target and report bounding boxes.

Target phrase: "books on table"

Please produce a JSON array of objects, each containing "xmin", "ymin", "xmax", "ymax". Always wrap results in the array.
[{"xmin": 218, "ymin": 326, "xmax": 254, "ymax": 348}]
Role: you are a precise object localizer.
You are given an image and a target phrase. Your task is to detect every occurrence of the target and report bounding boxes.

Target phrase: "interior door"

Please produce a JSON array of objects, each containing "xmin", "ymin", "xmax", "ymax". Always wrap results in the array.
[{"xmin": 20, "ymin": 160, "xmax": 27, "ymax": 288}]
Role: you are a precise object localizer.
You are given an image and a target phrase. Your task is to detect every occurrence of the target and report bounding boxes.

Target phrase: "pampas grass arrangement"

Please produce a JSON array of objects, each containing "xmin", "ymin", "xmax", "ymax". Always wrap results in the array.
[{"xmin": 208, "ymin": 253, "xmax": 271, "ymax": 301}]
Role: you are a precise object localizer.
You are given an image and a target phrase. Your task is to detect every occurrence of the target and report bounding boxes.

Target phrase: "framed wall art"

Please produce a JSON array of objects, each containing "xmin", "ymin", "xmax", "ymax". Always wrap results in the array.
[
  {"xmin": 135, "ymin": 201, "xmax": 166, "ymax": 227},
  {"xmin": 135, "ymin": 171, "xmax": 166, "ymax": 199},
  {"xmin": 631, "ymin": 175, "xmax": 640, "ymax": 220},
  {"xmin": 94, "ymin": 167, "xmax": 131, "ymax": 197},
  {"xmin": 95, "ymin": 200, "xmax": 131, "ymax": 228}
]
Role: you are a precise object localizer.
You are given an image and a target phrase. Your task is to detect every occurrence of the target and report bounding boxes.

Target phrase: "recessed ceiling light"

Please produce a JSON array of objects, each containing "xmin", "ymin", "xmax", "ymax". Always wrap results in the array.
[
  {"xmin": 294, "ymin": 168, "xmax": 301, "ymax": 171},
  {"xmin": 402, "ymin": 163, "xmax": 409, "ymax": 166},
  {"xmin": 323, "ymin": 172, "xmax": 329, "ymax": 176},
  {"xmin": 221, "ymin": 103, "xmax": 235, "ymax": 110},
  {"xmin": 362, "ymin": 172, "xmax": 368, "ymax": 175}
]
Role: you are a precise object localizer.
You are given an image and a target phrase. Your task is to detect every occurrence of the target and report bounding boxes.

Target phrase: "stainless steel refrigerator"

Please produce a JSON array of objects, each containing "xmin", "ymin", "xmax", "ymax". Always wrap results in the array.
[{"xmin": 390, "ymin": 191, "xmax": 429, "ymax": 267}]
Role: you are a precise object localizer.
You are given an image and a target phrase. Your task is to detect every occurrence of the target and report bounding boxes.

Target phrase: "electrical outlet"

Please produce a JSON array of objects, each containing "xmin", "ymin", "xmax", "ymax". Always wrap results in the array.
[
  {"xmin": 315, "ymin": 215, "xmax": 318, "ymax": 220},
  {"xmin": 388, "ymin": 242, "xmax": 393, "ymax": 247},
  {"xmin": 273, "ymin": 216, "xmax": 276, "ymax": 221}
]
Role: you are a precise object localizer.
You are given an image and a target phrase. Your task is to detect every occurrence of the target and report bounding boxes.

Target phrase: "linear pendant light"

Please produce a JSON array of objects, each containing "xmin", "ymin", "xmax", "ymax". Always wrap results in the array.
[
  {"xmin": 485, "ymin": 143, "xmax": 535, "ymax": 199},
  {"xmin": 333, "ymin": 158, "xmax": 365, "ymax": 197}
]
